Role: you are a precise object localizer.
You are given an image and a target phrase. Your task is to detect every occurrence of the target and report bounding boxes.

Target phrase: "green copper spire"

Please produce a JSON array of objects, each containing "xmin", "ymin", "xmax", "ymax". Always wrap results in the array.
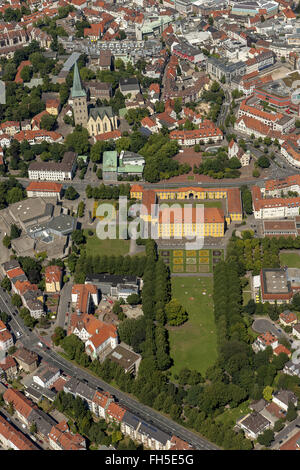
[{"xmin": 71, "ymin": 60, "xmax": 86, "ymax": 98}]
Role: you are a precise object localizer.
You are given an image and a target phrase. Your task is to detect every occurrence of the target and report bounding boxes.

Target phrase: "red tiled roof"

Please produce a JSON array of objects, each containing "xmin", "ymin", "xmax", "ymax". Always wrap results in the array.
[
  {"xmin": 273, "ymin": 344, "xmax": 291, "ymax": 356},
  {"xmin": 45, "ymin": 265, "xmax": 62, "ymax": 284},
  {"xmin": 280, "ymin": 311, "xmax": 297, "ymax": 323},
  {"xmin": 106, "ymin": 402, "xmax": 126, "ymax": 422},
  {"xmin": 3, "ymin": 388, "xmax": 35, "ymax": 419},
  {"xmin": 6, "ymin": 267, "xmax": 25, "ymax": 280},
  {"xmin": 26, "ymin": 182, "xmax": 62, "ymax": 193},
  {"xmin": 0, "ymin": 414, "xmax": 37, "ymax": 450}
]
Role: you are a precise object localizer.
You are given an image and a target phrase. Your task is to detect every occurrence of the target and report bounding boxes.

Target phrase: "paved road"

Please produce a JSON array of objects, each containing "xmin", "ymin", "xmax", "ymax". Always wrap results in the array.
[
  {"xmin": 271, "ymin": 416, "xmax": 300, "ymax": 449},
  {"xmin": 0, "ymin": 287, "xmax": 219, "ymax": 450},
  {"xmin": 252, "ymin": 317, "xmax": 292, "ymax": 343}
]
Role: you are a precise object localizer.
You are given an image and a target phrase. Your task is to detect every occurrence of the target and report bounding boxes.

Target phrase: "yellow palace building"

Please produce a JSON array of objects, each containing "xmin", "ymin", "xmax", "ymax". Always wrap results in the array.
[
  {"xmin": 130, "ymin": 185, "xmax": 243, "ymax": 235},
  {"xmin": 158, "ymin": 206, "xmax": 225, "ymax": 238}
]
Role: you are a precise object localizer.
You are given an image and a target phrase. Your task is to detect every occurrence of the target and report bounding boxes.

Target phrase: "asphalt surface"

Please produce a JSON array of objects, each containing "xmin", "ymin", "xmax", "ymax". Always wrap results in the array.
[
  {"xmin": 0, "ymin": 287, "xmax": 219, "ymax": 451},
  {"xmin": 252, "ymin": 317, "xmax": 292, "ymax": 343}
]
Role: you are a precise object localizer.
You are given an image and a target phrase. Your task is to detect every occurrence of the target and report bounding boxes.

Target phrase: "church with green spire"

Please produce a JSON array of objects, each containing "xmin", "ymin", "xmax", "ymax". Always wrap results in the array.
[
  {"xmin": 71, "ymin": 60, "xmax": 88, "ymax": 127},
  {"xmin": 70, "ymin": 60, "xmax": 118, "ymax": 136}
]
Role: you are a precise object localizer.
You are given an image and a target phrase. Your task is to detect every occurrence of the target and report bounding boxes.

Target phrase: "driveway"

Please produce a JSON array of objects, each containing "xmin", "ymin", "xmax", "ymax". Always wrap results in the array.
[{"xmin": 252, "ymin": 317, "xmax": 291, "ymax": 341}]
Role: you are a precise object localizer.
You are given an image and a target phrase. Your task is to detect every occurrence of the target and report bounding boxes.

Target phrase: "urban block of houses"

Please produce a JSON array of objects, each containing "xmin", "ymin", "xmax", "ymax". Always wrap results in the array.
[
  {"xmin": 252, "ymin": 331, "xmax": 279, "ymax": 352},
  {"xmin": 228, "ymin": 139, "xmax": 251, "ymax": 166},
  {"xmin": 68, "ymin": 312, "xmax": 118, "ymax": 361},
  {"xmin": 0, "ymin": 414, "xmax": 38, "ymax": 450},
  {"xmin": 45, "ymin": 265, "xmax": 63, "ymax": 293},
  {"xmin": 33, "ymin": 364, "xmax": 61, "ymax": 389},
  {"xmin": 169, "ymin": 120, "xmax": 223, "ymax": 146},
  {"xmin": 279, "ymin": 311, "xmax": 298, "ymax": 327},
  {"xmin": 0, "ymin": 319, "xmax": 13, "ymax": 352},
  {"xmin": 252, "ymin": 185, "xmax": 300, "ymax": 220},
  {"xmin": 49, "ymin": 420, "xmax": 86, "ymax": 451},
  {"xmin": 12, "ymin": 347, "xmax": 38, "ymax": 373}
]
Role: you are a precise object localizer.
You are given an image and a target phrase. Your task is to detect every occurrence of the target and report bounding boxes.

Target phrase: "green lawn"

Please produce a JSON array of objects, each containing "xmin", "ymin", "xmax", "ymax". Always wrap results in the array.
[
  {"xmin": 243, "ymin": 290, "xmax": 251, "ymax": 306},
  {"xmin": 280, "ymin": 252, "xmax": 300, "ymax": 268},
  {"xmin": 83, "ymin": 229, "xmax": 130, "ymax": 257},
  {"xmin": 169, "ymin": 277, "xmax": 217, "ymax": 377},
  {"xmin": 215, "ymin": 400, "xmax": 251, "ymax": 427}
]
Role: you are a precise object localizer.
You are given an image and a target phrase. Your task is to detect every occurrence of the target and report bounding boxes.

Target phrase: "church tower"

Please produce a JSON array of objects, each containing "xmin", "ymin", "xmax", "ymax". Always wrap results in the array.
[{"xmin": 71, "ymin": 60, "xmax": 88, "ymax": 127}]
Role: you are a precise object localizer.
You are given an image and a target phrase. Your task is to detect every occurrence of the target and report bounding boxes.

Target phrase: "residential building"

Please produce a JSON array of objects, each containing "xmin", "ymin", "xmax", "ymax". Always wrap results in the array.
[
  {"xmin": 71, "ymin": 284, "xmax": 98, "ymax": 315},
  {"xmin": 272, "ymin": 390, "xmax": 298, "ymax": 412},
  {"xmin": 279, "ymin": 311, "xmax": 298, "ymax": 327},
  {"xmin": 68, "ymin": 313, "xmax": 118, "ymax": 360},
  {"xmin": 0, "ymin": 414, "xmax": 38, "ymax": 450},
  {"xmin": 12, "ymin": 347, "xmax": 38, "ymax": 373},
  {"xmin": 0, "ymin": 320, "xmax": 13, "ymax": 352},
  {"xmin": 3, "ymin": 388, "xmax": 35, "ymax": 426},
  {"xmin": 49, "ymin": 421, "xmax": 86, "ymax": 451},
  {"xmin": 237, "ymin": 412, "xmax": 271, "ymax": 439},
  {"xmin": 45, "ymin": 265, "xmax": 63, "ymax": 293},
  {"xmin": 33, "ymin": 364, "xmax": 60, "ymax": 389},
  {"xmin": 252, "ymin": 331, "xmax": 279, "ymax": 352}
]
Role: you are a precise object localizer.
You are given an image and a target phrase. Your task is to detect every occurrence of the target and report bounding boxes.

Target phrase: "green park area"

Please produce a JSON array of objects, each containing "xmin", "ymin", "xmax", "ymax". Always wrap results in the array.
[
  {"xmin": 168, "ymin": 277, "xmax": 218, "ymax": 377},
  {"xmin": 160, "ymin": 249, "xmax": 223, "ymax": 273},
  {"xmin": 83, "ymin": 229, "xmax": 130, "ymax": 257},
  {"xmin": 280, "ymin": 252, "xmax": 300, "ymax": 269},
  {"xmin": 215, "ymin": 400, "xmax": 251, "ymax": 428}
]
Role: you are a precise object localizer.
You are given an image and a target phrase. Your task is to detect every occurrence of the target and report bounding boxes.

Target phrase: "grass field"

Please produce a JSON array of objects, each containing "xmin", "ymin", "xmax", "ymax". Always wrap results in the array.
[
  {"xmin": 215, "ymin": 400, "xmax": 251, "ymax": 427},
  {"xmin": 280, "ymin": 252, "xmax": 300, "ymax": 268},
  {"xmin": 83, "ymin": 229, "xmax": 130, "ymax": 257},
  {"xmin": 243, "ymin": 290, "xmax": 251, "ymax": 306},
  {"xmin": 169, "ymin": 277, "xmax": 217, "ymax": 377}
]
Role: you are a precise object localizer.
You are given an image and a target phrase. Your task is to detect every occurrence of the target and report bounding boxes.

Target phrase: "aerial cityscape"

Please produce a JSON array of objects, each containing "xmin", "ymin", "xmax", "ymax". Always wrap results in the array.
[{"xmin": 2, "ymin": 0, "xmax": 300, "ymax": 455}]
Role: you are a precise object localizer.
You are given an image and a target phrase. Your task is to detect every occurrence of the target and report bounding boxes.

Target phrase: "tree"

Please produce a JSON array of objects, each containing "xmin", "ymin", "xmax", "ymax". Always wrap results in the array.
[
  {"xmin": 71, "ymin": 229, "xmax": 85, "ymax": 245},
  {"xmin": 263, "ymin": 386, "xmax": 273, "ymax": 402},
  {"xmin": 40, "ymin": 114, "xmax": 56, "ymax": 131},
  {"xmin": 65, "ymin": 127, "xmax": 90, "ymax": 154},
  {"xmin": 257, "ymin": 155, "xmax": 270, "ymax": 168},
  {"xmin": 6, "ymin": 187, "xmax": 24, "ymax": 205},
  {"xmin": 1, "ymin": 277, "xmax": 11, "ymax": 292},
  {"xmin": 30, "ymin": 422, "xmax": 37, "ymax": 434},
  {"xmin": 52, "ymin": 326, "xmax": 66, "ymax": 346},
  {"xmin": 10, "ymin": 224, "xmax": 21, "ymax": 239},
  {"xmin": 11, "ymin": 294, "xmax": 22, "ymax": 308},
  {"xmin": 2, "ymin": 235, "xmax": 11, "ymax": 249},
  {"xmin": 274, "ymin": 419, "xmax": 285, "ymax": 433},
  {"xmin": 286, "ymin": 402, "xmax": 297, "ymax": 422},
  {"xmin": 165, "ymin": 299, "xmax": 188, "ymax": 326},
  {"xmin": 126, "ymin": 293, "xmax": 140, "ymax": 305},
  {"xmin": 257, "ymin": 429, "xmax": 274, "ymax": 447},
  {"xmin": 64, "ymin": 186, "xmax": 79, "ymax": 200}
]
